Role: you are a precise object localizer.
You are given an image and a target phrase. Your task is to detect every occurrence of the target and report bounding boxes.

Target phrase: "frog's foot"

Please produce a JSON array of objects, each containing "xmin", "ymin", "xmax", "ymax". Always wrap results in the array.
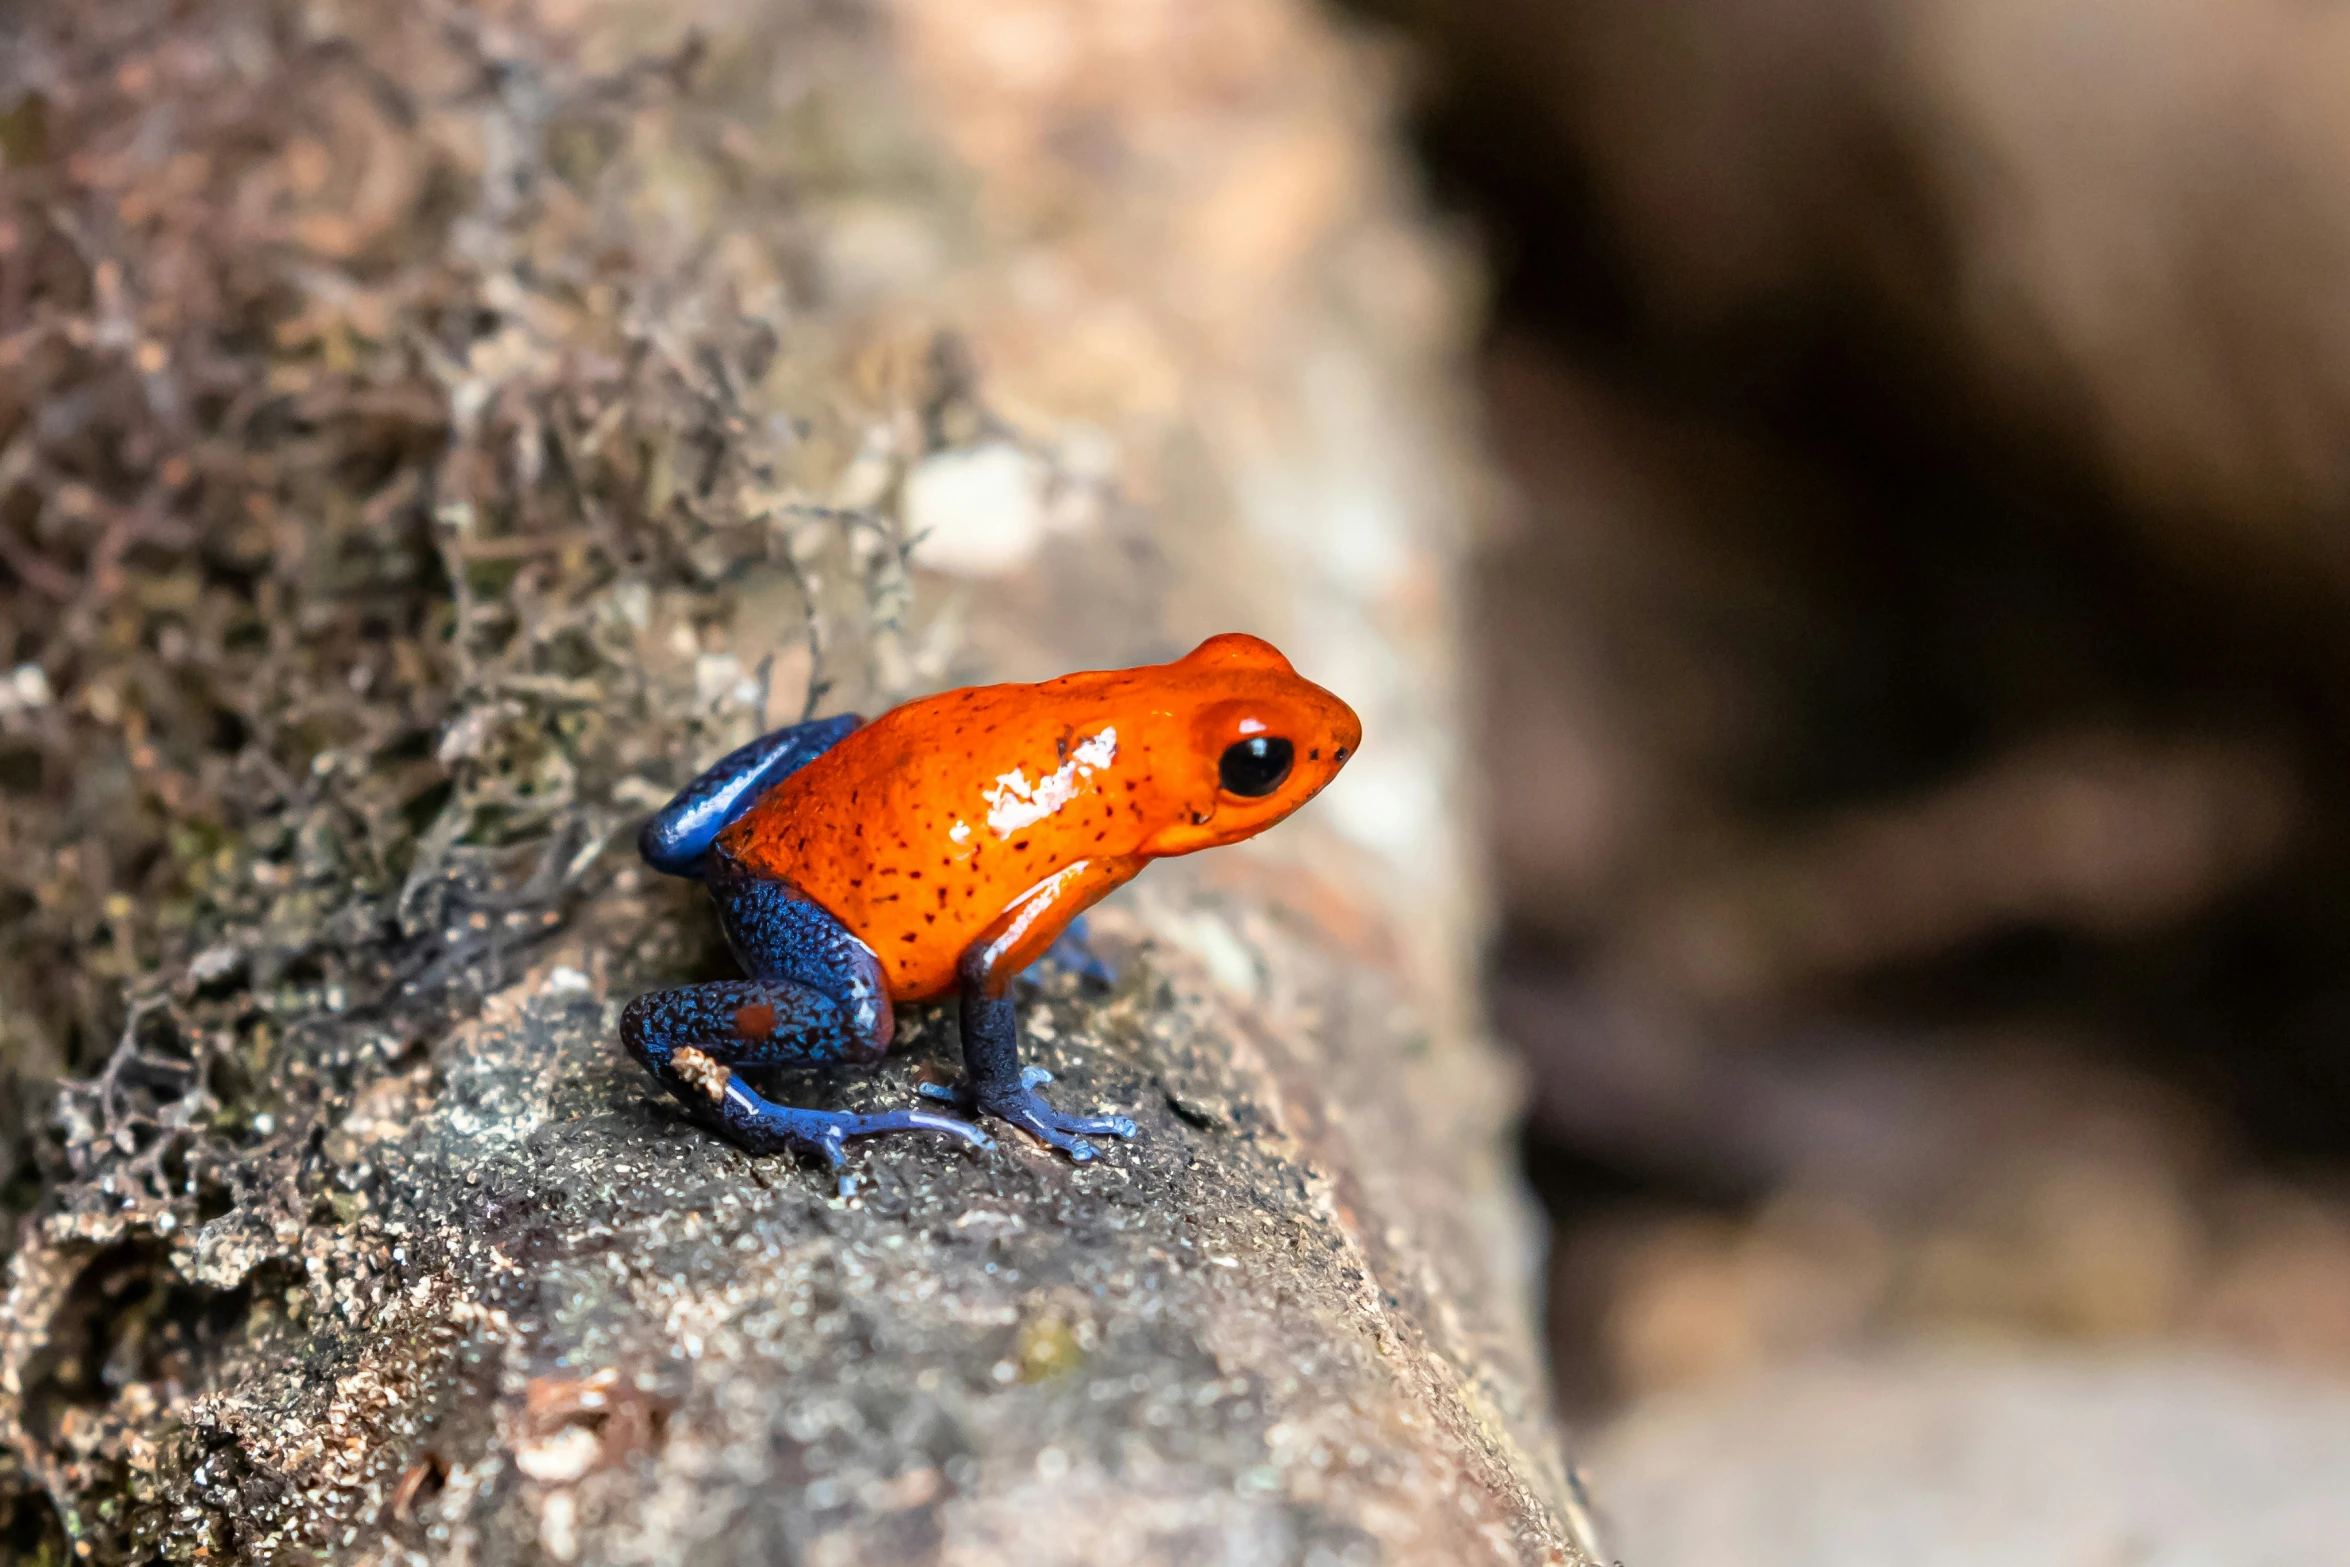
[
  {"xmin": 718, "ymin": 1078, "xmax": 993, "ymax": 1192},
  {"xmin": 921, "ymin": 1067, "xmax": 1137, "ymax": 1162}
]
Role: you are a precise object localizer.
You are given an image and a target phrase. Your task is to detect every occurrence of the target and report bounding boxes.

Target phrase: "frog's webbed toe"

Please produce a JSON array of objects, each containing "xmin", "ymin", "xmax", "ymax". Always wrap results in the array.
[
  {"xmin": 716, "ymin": 1079, "xmax": 993, "ymax": 1163},
  {"xmin": 924, "ymin": 1067, "xmax": 1137, "ymax": 1161}
]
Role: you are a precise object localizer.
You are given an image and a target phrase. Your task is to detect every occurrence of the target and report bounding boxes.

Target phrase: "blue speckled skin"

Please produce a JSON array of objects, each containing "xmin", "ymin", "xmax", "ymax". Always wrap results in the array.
[
  {"xmin": 624, "ymin": 866, "xmax": 889, "ymax": 1071},
  {"xmin": 635, "ymin": 713, "xmax": 863, "ymax": 878},
  {"xmin": 623, "ymin": 718, "xmax": 990, "ymax": 1181}
]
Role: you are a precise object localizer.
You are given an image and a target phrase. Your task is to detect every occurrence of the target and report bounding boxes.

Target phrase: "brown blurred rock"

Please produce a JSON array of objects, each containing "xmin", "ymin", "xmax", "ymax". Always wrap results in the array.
[
  {"xmin": 1591, "ymin": 1350, "xmax": 2350, "ymax": 1567},
  {"xmin": 1612, "ymin": 726, "xmax": 2301, "ymax": 1007},
  {"xmin": 1380, "ymin": 0, "xmax": 2350, "ymax": 1496},
  {"xmin": 1510, "ymin": 984, "xmax": 2350, "ymax": 1412},
  {"xmin": 1395, "ymin": 0, "xmax": 2350, "ymax": 602},
  {"xmin": 1473, "ymin": 335, "xmax": 2307, "ymax": 989}
]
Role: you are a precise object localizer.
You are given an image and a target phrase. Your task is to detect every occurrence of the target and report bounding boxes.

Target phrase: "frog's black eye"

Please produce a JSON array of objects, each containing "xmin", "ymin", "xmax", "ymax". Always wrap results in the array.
[{"xmin": 1218, "ymin": 736, "xmax": 1293, "ymax": 797}]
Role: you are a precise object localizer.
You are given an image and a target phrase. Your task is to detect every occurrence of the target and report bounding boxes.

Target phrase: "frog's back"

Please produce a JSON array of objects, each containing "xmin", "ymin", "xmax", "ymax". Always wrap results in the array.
[{"xmin": 716, "ymin": 672, "xmax": 1170, "ymax": 1000}]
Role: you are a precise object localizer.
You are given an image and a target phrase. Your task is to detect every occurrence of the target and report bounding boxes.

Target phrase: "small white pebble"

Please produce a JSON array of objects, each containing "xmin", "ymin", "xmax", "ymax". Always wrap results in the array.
[
  {"xmin": 515, "ymin": 1426, "xmax": 600, "ymax": 1484},
  {"xmin": 0, "ymin": 663, "xmax": 53, "ymax": 713},
  {"xmin": 903, "ymin": 443, "xmax": 1049, "ymax": 577},
  {"xmin": 189, "ymin": 945, "xmax": 241, "ymax": 983}
]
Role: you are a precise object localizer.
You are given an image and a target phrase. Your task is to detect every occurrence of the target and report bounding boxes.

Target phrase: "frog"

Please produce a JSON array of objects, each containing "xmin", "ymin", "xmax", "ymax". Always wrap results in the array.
[{"xmin": 622, "ymin": 631, "xmax": 1361, "ymax": 1182}]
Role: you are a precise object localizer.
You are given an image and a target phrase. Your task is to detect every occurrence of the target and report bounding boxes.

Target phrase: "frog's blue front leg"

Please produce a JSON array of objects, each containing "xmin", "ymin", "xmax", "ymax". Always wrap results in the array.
[
  {"xmin": 622, "ymin": 856, "xmax": 991, "ymax": 1188},
  {"xmin": 922, "ymin": 942, "xmax": 1137, "ymax": 1162},
  {"xmin": 1033, "ymin": 915, "xmax": 1116, "ymax": 989},
  {"xmin": 637, "ymin": 713, "xmax": 863, "ymax": 879}
]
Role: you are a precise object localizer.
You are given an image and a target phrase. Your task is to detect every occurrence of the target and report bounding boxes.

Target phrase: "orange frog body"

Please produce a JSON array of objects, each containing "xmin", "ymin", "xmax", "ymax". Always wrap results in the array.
[
  {"xmin": 719, "ymin": 635, "xmax": 1360, "ymax": 1001},
  {"xmin": 622, "ymin": 633, "xmax": 1359, "ymax": 1183}
]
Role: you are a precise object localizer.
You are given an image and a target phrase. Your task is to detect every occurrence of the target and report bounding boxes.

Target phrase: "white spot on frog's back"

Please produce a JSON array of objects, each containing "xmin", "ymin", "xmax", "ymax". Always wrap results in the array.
[
  {"xmin": 949, "ymin": 819, "xmax": 972, "ymax": 845},
  {"xmin": 983, "ymin": 726, "xmax": 1117, "ymax": 838}
]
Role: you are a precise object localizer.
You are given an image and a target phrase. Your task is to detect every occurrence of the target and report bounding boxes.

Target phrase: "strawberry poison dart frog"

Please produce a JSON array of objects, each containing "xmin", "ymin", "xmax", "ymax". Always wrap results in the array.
[{"xmin": 624, "ymin": 633, "xmax": 1360, "ymax": 1177}]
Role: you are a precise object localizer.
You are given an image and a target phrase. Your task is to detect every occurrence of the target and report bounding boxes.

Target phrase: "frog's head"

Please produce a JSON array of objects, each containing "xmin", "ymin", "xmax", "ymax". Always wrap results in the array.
[{"xmin": 1136, "ymin": 632, "xmax": 1361, "ymax": 857}]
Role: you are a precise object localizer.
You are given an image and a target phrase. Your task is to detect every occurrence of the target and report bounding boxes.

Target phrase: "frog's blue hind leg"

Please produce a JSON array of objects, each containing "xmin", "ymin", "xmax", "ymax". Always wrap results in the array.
[
  {"xmin": 637, "ymin": 713, "xmax": 864, "ymax": 879},
  {"xmin": 623, "ymin": 868, "xmax": 992, "ymax": 1187}
]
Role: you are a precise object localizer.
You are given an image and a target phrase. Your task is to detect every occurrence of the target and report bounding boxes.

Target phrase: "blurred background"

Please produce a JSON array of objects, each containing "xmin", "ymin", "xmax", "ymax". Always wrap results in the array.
[
  {"xmin": 1352, "ymin": 0, "xmax": 2350, "ymax": 1556},
  {"xmin": 6, "ymin": 0, "xmax": 2350, "ymax": 1559}
]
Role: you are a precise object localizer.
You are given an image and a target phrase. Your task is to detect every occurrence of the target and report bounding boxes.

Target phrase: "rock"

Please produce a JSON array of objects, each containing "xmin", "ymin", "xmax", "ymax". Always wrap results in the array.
[
  {"xmin": 902, "ymin": 444, "xmax": 1053, "ymax": 578},
  {"xmin": 0, "ymin": 0, "xmax": 1590, "ymax": 1562},
  {"xmin": 1591, "ymin": 1349, "xmax": 2350, "ymax": 1567},
  {"xmin": 1389, "ymin": 0, "xmax": 2350, "ymax": 604}
]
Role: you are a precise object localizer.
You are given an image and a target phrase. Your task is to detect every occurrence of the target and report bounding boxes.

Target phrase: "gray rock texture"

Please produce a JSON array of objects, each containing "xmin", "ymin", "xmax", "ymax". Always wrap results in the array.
[
  {"xmin": 4, "ymin": 875, "xmax": 1583, "ymax": 1564},
  {"xmin": 0, "ymin": 0, "xmax": 1593, "ymax": 1562}
]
